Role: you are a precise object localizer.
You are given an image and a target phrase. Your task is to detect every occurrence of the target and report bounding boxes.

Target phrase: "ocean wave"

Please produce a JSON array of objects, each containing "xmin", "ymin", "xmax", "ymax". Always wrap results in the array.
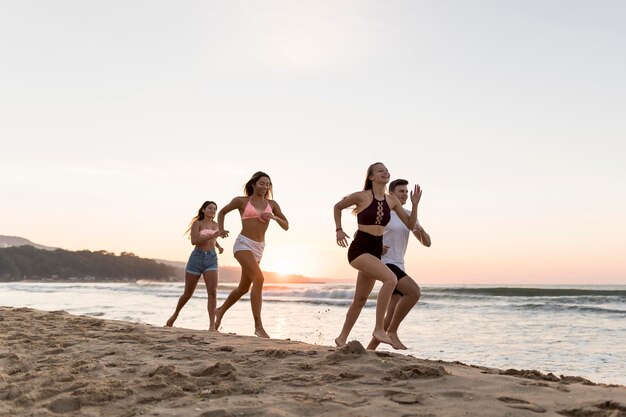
[
  {"xmin": 263, "ymin": 288, "xmax": 359, "ymax": 300},
  {"xmin": 425, "ymin": 287, "xmax": 626, "ymax": 298},
  {"xmin": 514, "ymin": 303, "xmax": 626, "ymax": 315}
]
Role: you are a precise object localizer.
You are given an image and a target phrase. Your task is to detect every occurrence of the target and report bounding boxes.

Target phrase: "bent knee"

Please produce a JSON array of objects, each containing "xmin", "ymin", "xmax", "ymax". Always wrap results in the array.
[
  {"xmin": 237, "ymin": 284, "xmax": 251, "ymax": 295},
  {"xmin": 381, "ymin": 272, "xmax": 397, "ymax": 286},
  {"xmin": 250, "ymin": 275, "xmax": 265, "ymax": 286}
]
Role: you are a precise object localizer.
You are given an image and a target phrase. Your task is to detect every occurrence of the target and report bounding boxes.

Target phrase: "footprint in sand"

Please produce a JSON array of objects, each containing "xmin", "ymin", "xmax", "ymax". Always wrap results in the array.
[
  {"xmin": 217, "ymin": 345, "xmax": 235, "ymax": 352},
  {"xmin": 273, "ymin": 373, "xmax": 321, "ymax": 387},
  {"xmin": 386, "ymin": 392, "xmax": 424, "ymax": 405},
  {"xmin": 47, "ymin": 396, "xmax": 81, "ymax": 413},
  {"xmin": 263, "ymin": 349, "xmax": 306, "ymax": 358},
  {"xmin": 319, "ymin": 372, "xmax": 362, "ymax": 383},
  {"xmin": 198, "ymin": 410, "xmax": 236, "ymax": 417},
  {"xmin": 385, "ymin": 364, "xmax": 447, "ymax": 381},
  {"xmin": 191, "ymin": 361, "xmax": 237, "ymax": 379},
  {"xmin": 559, "ymin": 401, "xmax": 626, "ymax": 417},
  {"xmin": 498, "ymin": 396, "xmax": 547, "ymax": 413},
  {"xmin": 437, "ymin": 391, "xmax": 475, "ymax": 400}
]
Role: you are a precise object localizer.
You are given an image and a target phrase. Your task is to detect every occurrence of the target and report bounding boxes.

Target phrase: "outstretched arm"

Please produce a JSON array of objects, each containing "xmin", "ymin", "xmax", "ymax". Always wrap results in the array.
[{"xmin": 392, "ymin": 184, "xmax": 422, "ymax": 230}]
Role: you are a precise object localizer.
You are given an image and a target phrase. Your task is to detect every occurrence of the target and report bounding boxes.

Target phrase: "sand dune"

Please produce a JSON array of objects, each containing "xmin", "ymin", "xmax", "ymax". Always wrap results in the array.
[{"xmin": 1, "ymin": 306, "xmax": 624, "ymax": 417}]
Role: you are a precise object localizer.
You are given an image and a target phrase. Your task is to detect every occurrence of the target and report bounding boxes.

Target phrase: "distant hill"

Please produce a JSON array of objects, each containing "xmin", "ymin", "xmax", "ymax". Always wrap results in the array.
[
  {"xmin": 0, "ymin": 235, "xmax": 57, "ymax": 251},
  {"xmin": 0, "ymin": 246, "xmax": 178, "ymax": 282},
  {"xmin": 0, "ymin": 235, "xmax": 332, "ymax": 283},
  {"xmin": 157, "ymin": 259, "xmax": 329, "ymax": 284}
]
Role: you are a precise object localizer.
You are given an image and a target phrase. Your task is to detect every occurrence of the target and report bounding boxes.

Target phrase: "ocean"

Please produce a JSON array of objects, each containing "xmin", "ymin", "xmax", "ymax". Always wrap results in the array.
[{"xmin": 1, "ymin": 281, "xmax": 625, "ymax": 385}]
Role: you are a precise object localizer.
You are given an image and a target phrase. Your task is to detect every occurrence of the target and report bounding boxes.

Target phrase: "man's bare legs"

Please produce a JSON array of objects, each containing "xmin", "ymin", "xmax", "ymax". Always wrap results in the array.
[{"xmin": 367, "ymin": 274, "xmax": 421, "ymax": 350}]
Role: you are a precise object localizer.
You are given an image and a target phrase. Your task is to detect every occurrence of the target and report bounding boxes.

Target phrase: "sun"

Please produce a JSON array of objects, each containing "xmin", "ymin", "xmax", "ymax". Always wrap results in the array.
[{"xmin": 264, "ymin": 258, "xmax": 296, "ymax": 277}]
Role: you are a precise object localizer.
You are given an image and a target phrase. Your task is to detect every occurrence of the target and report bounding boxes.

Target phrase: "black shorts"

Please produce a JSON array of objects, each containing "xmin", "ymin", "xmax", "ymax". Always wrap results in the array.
[
  {"xmin": 347, "ymin": 231, "xmax": 383, "ymax": 263},
  {"xmin": 386, "ymin": 263, "xmax": 408, "ymax": 296}
]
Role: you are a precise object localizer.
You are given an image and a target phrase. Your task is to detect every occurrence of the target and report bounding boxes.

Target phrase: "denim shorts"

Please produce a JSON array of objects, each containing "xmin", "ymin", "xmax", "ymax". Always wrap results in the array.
[{"xmin": 185, "ymin": 248, "xmax": 218, "ymax": 275}]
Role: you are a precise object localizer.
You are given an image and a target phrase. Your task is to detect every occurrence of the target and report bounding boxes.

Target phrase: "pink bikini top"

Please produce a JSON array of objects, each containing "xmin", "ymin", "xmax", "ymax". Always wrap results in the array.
[
  {"xmin": 199, "ymin": 228, "xmax": 217, "ymax": 236},
  {"xmin": 241, "ymin": 197, "xmax": 273, "ymax": 220}
]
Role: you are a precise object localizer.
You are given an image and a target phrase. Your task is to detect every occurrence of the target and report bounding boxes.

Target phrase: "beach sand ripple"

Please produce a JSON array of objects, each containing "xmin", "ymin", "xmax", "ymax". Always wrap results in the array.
[{"xmin": 1, "ymin": 306, "xmax": 625, "ymax": 417}]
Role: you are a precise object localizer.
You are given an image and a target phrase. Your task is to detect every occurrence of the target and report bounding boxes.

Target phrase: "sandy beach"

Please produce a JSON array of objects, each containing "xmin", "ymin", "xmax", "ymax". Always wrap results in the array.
[{"xmin": 1, "ymin": 307, "xmax": 624, "ymax": 417}]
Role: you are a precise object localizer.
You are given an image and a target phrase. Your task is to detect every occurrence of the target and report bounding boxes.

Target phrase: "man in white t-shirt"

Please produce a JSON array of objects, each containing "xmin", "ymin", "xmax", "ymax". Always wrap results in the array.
[{"xmin": 366, "ymin": 178, "xmax": 431, "ymax": 350}]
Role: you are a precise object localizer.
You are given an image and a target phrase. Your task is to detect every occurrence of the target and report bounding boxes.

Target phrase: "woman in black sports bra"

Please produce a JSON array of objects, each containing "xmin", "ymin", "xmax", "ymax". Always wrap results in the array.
[{"xmin": 333, "ymin": 162, "xmax": 421, "ymax": 347}]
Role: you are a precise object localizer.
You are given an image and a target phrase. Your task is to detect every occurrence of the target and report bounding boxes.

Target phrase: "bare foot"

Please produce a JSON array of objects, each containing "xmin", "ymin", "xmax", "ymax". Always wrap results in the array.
[
  {"xmin": 165, "ymin": 315, "xmax": 176, "ymax": 327},
  {"xmin": 366, "ymin": 337, "xmax": 379, "ymax": 350},
  {"xmin": 214, "ymin": 307, "xmax": 223, "ymax": 330},
  {"xmin": 208, "ymin": 324, "xmax": 218, "ymax": 332},
  {"xmin": 372, "ymin": 329, "xmax": 393, "ymax": 346},
  {"xmin": 388, "ymin": 332, "xmax": 408, "ymax": 350},
  {"xmin": 255, "ymin": 327, "xmax": 270, "ymax": 338},
  {"xmin": 335, "ymin": 336, "xmax": 347, "ymax": 347}
]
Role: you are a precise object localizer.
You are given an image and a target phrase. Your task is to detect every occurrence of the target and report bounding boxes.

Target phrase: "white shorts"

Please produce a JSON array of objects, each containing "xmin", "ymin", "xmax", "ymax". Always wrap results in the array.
[{"xmin": 233, "ymin": 234, "xmax": 265, "ymax": 263}]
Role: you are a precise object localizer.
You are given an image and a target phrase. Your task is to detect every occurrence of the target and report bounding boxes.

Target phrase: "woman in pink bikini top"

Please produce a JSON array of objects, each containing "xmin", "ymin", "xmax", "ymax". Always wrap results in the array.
[
  {"xmin": 240, "ymin": 196, "xmax": 274, "ymax": 221},
  {"xmin": 214, "ymin": 171, "xmax": 289, "ymax": 339}
]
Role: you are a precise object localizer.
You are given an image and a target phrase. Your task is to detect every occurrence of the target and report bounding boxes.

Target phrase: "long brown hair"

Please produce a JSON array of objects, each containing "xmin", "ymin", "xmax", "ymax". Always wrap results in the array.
[
  {"xmin": 244, "ymin": 171, "xmax": 273, "ymax": 199},
  {"xmin": 351, "ymin": 162, "xmax": 384, "ymax": 215},
  {"xmin": 362, "ymin": 162, "xmax": 384, "ymax": 191},
  {"xmin": 185, "ymin": 201, "xmax": 217, "ymax": 235}
]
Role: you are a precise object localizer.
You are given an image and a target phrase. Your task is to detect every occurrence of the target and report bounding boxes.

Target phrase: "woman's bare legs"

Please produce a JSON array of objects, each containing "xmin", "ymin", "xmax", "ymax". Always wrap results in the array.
[
  {"xmin": 234, "ymin": 251, "xmax": 269, "ymax": 338},
  {"xmin": 335, "ymin": 254, "xmax": 396, "ymax": 346},
  {"xmin": 215, "ymin": 250, "xmax": 268, "ymax": 337},
  {"xmin": 202, "ymin": 270, "xmax": 218, "ymax": 331},
  {"xmin": 214, "ymin": 270, "xmax": 251, "ymax": 331},
  {"xmin": 335, "ymin": 271, "xmax": 375, "ymax": 347},
  {"xmin": 166, "ymin": 272, "xmax": 200, "ymax": 327}
]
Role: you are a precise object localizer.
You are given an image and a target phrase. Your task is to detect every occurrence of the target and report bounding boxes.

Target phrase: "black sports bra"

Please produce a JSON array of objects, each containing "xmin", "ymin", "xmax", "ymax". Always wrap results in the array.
[{"xmin": 357, "ymin": 190, "xmax": 391, "ymax": 226}]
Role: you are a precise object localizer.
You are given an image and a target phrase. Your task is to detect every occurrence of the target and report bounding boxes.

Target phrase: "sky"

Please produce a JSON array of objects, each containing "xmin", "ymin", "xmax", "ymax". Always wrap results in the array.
[{"xmin": 1, "ymin": 1, "xmax": 625, "ymax": 284}]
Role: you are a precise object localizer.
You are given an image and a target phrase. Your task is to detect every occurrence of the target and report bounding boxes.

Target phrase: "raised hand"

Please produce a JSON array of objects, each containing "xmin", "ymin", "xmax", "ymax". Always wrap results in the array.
[{"xmin": 410, "ymin": 184, "xmax": 422, "ymax": 205}]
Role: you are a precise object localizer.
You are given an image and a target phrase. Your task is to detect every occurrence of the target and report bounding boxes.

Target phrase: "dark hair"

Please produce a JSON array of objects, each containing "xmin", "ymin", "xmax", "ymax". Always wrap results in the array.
[
  {"xmin": 244, "ymin": 171, "xmax": 273, "ymax": 199},
  {"xmin": 196, "ymin": 201, "xmax": 217, "ymax": 221},
  {"xmin": 362, "ymin": 162, "xmax": 385, "ymax": 191},
  {"xmin": 186, "ymin": 201, "xmax": 217, "ymax": 235},
  {"xmin": 389, "ymin": 179, "xmax": 408, "ymax": 192}
]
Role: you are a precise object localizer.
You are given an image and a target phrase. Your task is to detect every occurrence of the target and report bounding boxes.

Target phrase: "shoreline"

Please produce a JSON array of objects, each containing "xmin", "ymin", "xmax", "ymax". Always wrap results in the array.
[{"xmin": 1, "ymin": 306, "xmax": 625, "ymax": 417}]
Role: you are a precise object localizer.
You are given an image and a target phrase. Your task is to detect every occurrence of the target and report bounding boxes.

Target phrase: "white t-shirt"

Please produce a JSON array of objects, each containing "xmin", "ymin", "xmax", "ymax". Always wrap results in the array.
[{"xmin": 381, "ymin": 209, "xmax": 412, "ymax": 270}]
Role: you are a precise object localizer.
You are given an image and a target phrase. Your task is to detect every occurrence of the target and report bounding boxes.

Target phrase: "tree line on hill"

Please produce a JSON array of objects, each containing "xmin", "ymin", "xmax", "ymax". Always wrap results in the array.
[{"xmin": 0, "ymin": 245, "xmax": 179, "ymax": 282}]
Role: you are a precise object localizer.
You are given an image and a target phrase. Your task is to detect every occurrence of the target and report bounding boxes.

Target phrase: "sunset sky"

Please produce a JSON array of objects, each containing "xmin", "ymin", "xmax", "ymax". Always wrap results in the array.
[{"xmin": 2, "ymin": 1, "xmax": 625, "ymax": 284}]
